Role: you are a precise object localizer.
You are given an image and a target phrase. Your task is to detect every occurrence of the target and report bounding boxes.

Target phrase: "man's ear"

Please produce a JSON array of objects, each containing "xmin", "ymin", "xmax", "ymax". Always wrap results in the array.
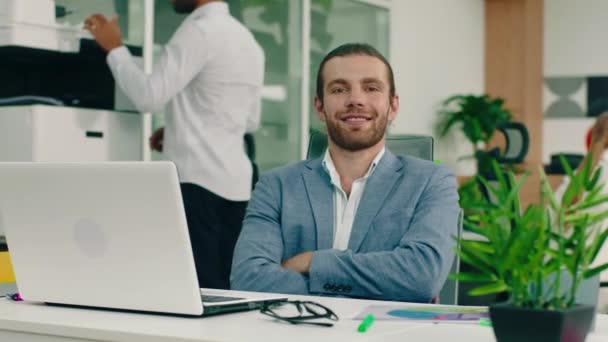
[
  {"xmin": 314, "ymin": 96, "xmax": 326, "ymax": 122},
  {"xmin": 388, "ymin": 95, "xmax": 399, "ymax": 123}
]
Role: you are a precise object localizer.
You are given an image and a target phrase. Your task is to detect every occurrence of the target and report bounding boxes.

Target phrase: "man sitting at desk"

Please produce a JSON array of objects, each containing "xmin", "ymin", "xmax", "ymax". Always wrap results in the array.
[{"xmin": 231, "ymin": 43, "xmax": 459, "ymax": 302}]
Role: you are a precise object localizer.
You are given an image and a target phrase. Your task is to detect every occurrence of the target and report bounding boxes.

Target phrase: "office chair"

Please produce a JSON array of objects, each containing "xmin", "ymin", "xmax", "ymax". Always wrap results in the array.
[
  {"xmin": 307, "ymin": 130, "xmax": 329, "ymax": 160},
  {"xmin": 244, "ymin": 133, "xmax": 259, "ymax": 188},
  {"xmin": 306, "ymin": 130, "xmax": 434, "ymax": 160},
  {"xmin": 438, "ymin": 209, "xmax": 462, "ymax": 305}
]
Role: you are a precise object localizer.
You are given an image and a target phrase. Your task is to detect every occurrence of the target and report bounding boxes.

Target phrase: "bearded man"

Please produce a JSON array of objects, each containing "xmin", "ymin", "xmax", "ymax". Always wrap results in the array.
[{"xmin": 230, "ymin": 43, "xmax": 460, "ymax": 302}]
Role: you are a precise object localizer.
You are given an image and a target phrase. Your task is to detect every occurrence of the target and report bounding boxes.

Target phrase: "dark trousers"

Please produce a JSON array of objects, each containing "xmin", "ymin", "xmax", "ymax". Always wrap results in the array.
[{"xmin": 180, "ymin": 183, "xmax": 248, "ymax": 289}]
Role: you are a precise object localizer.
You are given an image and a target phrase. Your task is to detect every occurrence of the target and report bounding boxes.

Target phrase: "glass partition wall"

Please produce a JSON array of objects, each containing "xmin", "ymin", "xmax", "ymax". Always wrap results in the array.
[
  {"xmin": 230, "ymin": 0, "xmax": 304, "ymax": 171},
  {"xmin": 54, "ymin": 0, "xmax": 146, "ymax": 47},
  {"xmin": 309, "ymin": 0, "xmax": 390, "ymax": 134},
  {"xmin": 107, "ymin": 0, "xmax": 390, "ymax": 170}
]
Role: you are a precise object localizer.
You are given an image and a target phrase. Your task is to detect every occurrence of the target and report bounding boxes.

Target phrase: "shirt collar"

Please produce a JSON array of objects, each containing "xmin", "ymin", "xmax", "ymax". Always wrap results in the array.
[
  {"xmin": 322, "ymin": 147, "xmax": 386, "ymax": 182},
  {"xmin": 190, "ymin": 1, "xmax": 229, "ymax": 18}
]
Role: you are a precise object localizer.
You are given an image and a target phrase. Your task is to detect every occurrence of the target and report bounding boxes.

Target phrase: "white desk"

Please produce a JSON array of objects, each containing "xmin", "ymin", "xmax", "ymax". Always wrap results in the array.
[{"xmin": 0, "ymin": 292, "xmax": 607, "ymax": 342}]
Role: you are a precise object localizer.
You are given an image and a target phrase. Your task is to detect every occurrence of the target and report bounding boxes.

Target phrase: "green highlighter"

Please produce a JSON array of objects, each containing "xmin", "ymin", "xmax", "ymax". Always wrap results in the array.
[
  {"xmin": 478, "ymin": 317, "xmax": 492, "ymax": 327},
  {"xmin": 357, "ymin": 314, "xmax": 375, "ymax": 333}
]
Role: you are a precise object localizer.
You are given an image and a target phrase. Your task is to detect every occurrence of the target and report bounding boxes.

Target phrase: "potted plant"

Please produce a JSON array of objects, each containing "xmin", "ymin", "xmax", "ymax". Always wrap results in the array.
[
  {"xmin": 436, "ymin": 94, "xmax": 512, "ymax": 173},
  {"xmin": 454, "ymin": 155, "xmax": 608, "ymax": 342}
]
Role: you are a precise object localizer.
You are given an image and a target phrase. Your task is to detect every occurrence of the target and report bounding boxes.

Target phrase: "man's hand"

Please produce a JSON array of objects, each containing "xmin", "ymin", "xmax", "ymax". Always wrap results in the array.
[
  {"xmin": 281, "ymin": 251, "xmax": 314, "ymax": 275},
  {"xmin": 84, "ymin": 14, "xmax": 123, "ymax": 53},
  {"xmin": 149, "ymin": 127, "xmax": 165, "ymax": 152}
]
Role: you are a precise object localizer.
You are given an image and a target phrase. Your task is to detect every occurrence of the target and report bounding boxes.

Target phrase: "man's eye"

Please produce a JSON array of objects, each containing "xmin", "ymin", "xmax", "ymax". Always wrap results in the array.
[
  {"xmin": 367, "ymin": 86, "xmax": 380, "ymax": 92},
  {"xmin": 331, "ymin": 88, "xmax": 346, "ymax": 94}
]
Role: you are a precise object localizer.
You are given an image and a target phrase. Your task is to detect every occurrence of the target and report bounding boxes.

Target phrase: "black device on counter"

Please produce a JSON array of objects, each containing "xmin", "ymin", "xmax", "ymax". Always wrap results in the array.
[{"xmin": 0, "ymin": 40, "xmax": 141, "ymax": 110}]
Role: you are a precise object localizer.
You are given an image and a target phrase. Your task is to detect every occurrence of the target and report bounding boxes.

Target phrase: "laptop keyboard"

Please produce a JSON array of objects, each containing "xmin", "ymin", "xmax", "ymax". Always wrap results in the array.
[{"xmin": 201, "ymin": 295, "xmax": 244, "ymax": 303}]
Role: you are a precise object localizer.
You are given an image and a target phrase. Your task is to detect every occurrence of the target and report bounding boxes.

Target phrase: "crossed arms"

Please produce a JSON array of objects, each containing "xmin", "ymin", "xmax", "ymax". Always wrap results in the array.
[{"xmin": 230, "ymin": 165, "xmax": 459, "ymax": 302}]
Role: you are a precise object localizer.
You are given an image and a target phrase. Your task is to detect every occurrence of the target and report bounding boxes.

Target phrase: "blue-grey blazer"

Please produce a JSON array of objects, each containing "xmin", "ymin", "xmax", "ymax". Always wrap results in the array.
[{"xmin": 230, "ymin": 150, "xmax": 460, "ymax": 302}]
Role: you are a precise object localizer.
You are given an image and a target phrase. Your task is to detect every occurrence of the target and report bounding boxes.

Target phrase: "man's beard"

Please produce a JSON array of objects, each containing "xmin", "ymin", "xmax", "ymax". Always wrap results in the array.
[
  {"xmin": 172, "ymin": 0, "xmax": 198, "ymax": 14},
  {"xmin": 325, "ymin": 108, "xmax": 389, "ymax": 152}
]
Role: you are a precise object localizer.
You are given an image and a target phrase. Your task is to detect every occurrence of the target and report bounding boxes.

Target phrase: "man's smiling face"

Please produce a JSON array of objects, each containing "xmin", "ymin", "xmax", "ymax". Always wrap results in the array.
[{"xmin": 315, "ymin": 54, "xmax": 398, "ymax": 152}]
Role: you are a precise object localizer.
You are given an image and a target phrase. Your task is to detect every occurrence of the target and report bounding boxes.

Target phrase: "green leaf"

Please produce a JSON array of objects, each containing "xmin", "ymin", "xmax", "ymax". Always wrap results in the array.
[
  {"xmin": 571, "ymin": 194, "xmax": 608, "ymax": 212},
  {"xmin": 586, "ymin": 228, "xmax": 608, "ymax": 264},
  {"xmin": 468, "ymin": 281, "xmax": 509, "ymax": 296},
  {"xmin": 458, "ymin": 246, "xmax": 496, "ymax": 276},
  {"xmin": 460, "ymin": 240, "xmax": 495, "ymax": 254},
  {"xmin": 540, "ymin": 168, "xmax": 560, "ymax": 210},
  {"xmin": 450, "ymin": 272, "xmax": 497, "ymax": 282},
  {"xmin": 588, "ymin": 167, "xmax": 602, "ymax": 191},
  {"xmin": 566, "ymin": 210, "xmax": 608, "ymax": 227},
  {"xmin": 560, "ymin": 154, "xmax": 585, "ymax": 206},
  {"xmin": 584, "ymin": 263, "xmax": 608, "ymax": 278}
]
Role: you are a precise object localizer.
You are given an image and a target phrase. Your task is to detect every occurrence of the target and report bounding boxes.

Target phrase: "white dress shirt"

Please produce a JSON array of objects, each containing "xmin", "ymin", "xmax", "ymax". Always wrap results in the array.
[
  {"xmin": 106, "ymin": 2, "xmax": 264, "ymax": 201},
  {"xmin": 322, "ymin": 148, "xmax": 385, "ymax": 250}
]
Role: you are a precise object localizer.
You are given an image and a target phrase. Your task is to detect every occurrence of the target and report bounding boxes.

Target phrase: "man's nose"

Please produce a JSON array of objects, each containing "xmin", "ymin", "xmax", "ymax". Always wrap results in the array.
[{"xmin": 346, "ymin": 87, "xmax": 365, "ymax": 107}]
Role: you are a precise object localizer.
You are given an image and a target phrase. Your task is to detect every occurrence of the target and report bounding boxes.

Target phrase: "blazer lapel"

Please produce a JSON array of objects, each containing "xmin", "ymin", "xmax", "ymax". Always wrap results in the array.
[
  {"xmin": 302, "ymin": 159, "xmax": 334, "ymax": 250},
  {"xmin": 348, "ymin": 151, "xmax": 404, "ymax": 252}
]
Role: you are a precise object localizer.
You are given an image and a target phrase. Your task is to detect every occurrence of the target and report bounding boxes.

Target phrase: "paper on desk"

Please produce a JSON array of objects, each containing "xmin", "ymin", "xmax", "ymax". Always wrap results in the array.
[{"xmin": 354, "ymin": 304, "xmax": 489, "ymax": 324}]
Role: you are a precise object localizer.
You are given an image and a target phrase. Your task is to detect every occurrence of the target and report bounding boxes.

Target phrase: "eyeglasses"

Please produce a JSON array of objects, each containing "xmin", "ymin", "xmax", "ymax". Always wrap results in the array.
[{"xmin": 260, "ymin": 300, "xmax": 339, "ymax": 327}]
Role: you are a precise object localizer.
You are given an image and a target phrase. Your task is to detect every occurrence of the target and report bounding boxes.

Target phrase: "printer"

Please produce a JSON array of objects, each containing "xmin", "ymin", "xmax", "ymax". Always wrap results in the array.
[
  {"xmin": 0, "ymin": 0, "xmax": 80, "ymax": 52},
  {"xmin": 0, "ymin": 0, "xmax": 141, "ymax": 111},
  {"xmin": 0, "ymin": 0, "xmax": 143, "ymax": 163}
]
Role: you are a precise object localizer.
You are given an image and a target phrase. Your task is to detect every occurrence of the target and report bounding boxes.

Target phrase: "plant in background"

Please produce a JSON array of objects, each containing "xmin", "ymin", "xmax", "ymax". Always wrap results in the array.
[
  {"xmin": 436, "ymin": 94, "xmax": 512, "ymax": 161},
  {"xmin": 457, "ymin": 177, "xmax": 485, "ymax": 215},
  {"xmin": 453, "ymin": 155, "xmax": 608, "ymax": 341},
  {"xmin": 436, "ymin": 94, "xmax": 514, "ymax": 229}
]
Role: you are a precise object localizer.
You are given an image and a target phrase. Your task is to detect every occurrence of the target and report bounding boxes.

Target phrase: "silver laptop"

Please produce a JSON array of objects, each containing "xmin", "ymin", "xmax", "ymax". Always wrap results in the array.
[{"xmin": 0, "ymin": 162, "xmax": 287, "ymax": 316}]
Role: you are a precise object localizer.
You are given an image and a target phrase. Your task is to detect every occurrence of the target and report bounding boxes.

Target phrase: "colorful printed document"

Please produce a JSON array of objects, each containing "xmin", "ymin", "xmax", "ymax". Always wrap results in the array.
[{"xmin": 354, "ymin": 304, "xmax": 489, "ymax": 323}]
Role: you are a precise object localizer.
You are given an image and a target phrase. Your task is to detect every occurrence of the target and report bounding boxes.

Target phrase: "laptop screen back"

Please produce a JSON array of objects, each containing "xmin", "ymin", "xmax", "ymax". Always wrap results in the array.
[{"xmin": 0, "ymin": 162, "xmax": 204, "ymax": 315}]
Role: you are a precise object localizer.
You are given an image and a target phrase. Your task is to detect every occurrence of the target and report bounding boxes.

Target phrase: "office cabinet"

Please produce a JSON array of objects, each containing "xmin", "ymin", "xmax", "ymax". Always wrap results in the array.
[{"xmin": 0, "ymin": 105, "xmax": 142, "ymax": 162}]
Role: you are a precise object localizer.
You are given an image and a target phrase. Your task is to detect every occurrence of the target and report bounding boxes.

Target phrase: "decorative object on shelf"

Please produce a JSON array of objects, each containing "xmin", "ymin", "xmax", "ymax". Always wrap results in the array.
[
  {"xmin": 453, "ymin": 156, "xmax": 608, "ymax": 341},
  {"xmin": 436, "ymin": 94, "xmax": 512, "ymax": 169},
  {"xmin": 436, "ymin": 94, "xmax": 520, "ymax": 223}
]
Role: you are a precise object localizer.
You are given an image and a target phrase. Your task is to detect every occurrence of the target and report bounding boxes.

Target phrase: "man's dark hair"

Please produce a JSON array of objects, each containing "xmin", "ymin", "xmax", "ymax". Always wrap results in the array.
[{"xmin": 315, "ymin": 43, "xmax": 395, "ymax": 102}]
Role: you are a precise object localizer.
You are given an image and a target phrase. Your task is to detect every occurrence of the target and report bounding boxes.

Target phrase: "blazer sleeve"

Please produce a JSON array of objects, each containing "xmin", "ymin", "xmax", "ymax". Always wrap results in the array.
[
  {"xmin": 308, "ymin": 165, "xmax": 459, "ymax": 302},
  {"xmin": 230, "ymin": 174, "xmax": 310, "ymax": 294}
]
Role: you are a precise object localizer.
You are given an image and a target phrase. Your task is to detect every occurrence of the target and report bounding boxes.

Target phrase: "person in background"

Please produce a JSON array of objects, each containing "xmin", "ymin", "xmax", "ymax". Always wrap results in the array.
[
  {"xmin": 230, "ymin": 43, "xmax": 459, "ymax": 302},
  {"xmin": 556, "ymin": 111, "xmax": 608, "ymax": 284},
  {"xmin": 84, "ymin": 0, "xmax": 265, "ymax": 289}
]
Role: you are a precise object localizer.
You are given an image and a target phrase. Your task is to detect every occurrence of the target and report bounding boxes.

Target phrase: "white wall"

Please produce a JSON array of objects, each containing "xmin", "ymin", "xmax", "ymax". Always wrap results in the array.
[
  {"xmin": 543, "ymin": 0, "xmax": 608, "ymax": 163},
  {"xmin": 389, "ymin": 0, "xmax": 484, "ymax": 175},
  {"xmin": 545, "ymin": 0, "xmax": 608, "ymax": 76}
]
